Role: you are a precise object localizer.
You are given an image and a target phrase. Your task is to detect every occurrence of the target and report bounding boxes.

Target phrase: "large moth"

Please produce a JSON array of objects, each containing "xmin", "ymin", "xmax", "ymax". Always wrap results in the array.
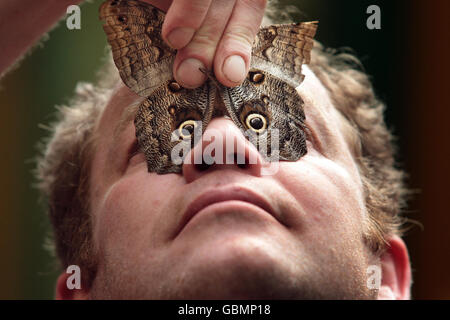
[{"xmin": 99, "ymin": 0, "xmax": 317, "ymax": 174}]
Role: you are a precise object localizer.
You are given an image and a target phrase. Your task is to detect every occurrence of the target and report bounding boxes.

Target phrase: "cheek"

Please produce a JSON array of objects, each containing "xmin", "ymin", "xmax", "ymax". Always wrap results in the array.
[
  {"xmin": 279, "ymin": 153, "xmax": 366, "ymax": 239},
  {"xmin": 92, "ymin": 171, "xmax": 178, "ymax": 255}
]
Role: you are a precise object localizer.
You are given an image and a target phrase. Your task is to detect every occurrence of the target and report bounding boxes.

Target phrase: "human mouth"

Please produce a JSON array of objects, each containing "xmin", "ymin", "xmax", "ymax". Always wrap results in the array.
[{"xmin": 174, "ymin": 186, "xmax": 279, "ymax": 238}]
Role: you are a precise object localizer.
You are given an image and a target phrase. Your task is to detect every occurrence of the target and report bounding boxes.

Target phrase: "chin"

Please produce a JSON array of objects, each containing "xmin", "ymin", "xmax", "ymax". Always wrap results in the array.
[
  {"xmin": 158, "ymin": 233, "xmax": 376, "ymax": 299},
  {"xmin": 163, "ymin": 235, "xmax": 306, "ymax": 299}
]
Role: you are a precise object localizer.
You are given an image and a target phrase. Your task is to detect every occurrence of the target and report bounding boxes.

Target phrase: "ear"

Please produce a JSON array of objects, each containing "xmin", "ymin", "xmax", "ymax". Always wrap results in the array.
[
  {"xmin": 377, "ymin": 235, "xmax": 412, "ymax": 300},
  {"xmin": 55, "ymin": 271, "xmax": 90, "ymax": 300}
]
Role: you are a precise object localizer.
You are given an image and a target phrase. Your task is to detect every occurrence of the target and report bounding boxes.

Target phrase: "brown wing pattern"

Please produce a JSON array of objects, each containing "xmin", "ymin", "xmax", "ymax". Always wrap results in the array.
[
  {"xmin": 251, "ymin": 22, "xmax": 318, "ymax": 87},
  {"xmin": 221, "ymin": 70, "xmax": 308, "ymax": 162},
  {"xmin": 99, "ymin": 0, "xmax": 175, "ymax": 96},
  {"xmin": 134, "ymin": 80, "xmax": 215, "ymax": 173}
]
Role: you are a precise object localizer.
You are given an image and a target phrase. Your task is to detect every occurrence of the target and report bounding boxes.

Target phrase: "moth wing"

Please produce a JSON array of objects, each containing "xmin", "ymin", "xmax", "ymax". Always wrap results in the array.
[
  {"xmin": 99, "ymin": 0, "xmax": 175, "ymax": 96},
  {"xmin": 251, "ymin": 22, "xmax": 318, "ymax": 88},
  {"xmin": 220, "ymin": 70, "xmax": 307, "ymax": 161},
  {"xmin": 134, "ymin": 80, "xmax": 215, "ymax": 174}
]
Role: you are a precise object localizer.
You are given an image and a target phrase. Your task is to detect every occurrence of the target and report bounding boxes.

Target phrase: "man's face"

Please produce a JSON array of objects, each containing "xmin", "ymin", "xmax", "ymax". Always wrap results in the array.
[{"xmin": 87, "ymin": 66, "xmax": 378, "ymax": 299}]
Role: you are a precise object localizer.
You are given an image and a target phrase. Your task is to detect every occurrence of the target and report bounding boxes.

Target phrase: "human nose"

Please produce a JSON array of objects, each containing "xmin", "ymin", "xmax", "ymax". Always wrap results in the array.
[{"xmin": 182, "ymin": 117, "xmax": 263, "ymax": 183}]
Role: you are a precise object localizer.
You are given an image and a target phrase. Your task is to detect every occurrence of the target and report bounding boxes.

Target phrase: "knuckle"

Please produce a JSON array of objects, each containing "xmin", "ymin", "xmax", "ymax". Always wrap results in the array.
[
  {"xmin": 239, "ymin": 0, "xmax": 267, "ymax": 11},
  {"xmin": 166, "ymin": 0, "xmax": 211, "ymax": 30},
  {"xmin": 189, "ymin": 20, "xmax": 223, "ymax": 48},
  {"xmin": 191, "ymin": 32, "xmax": 218, "ymax": 51},
  {"xmin": 180, "ymin": 0, "xmax": 211, "ymax": 25},
  {"xmin": 189, "ymin": 0, "xmax": 211, "ymax": 11},
  {"xmin": 223, "ymin": 26, "xmax": 255, "ymax": 49}
]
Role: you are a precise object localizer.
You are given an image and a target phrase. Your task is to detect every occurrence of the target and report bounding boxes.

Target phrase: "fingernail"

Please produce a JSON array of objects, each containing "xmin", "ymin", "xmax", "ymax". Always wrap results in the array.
[
  {"xmin": 223, "ymin": 55, "xmax": 246, "ymax": 84},
  {"xmin": 166, "ymin": 27, "xmax": 195, "ymax": 49},
  {"xmin": 176, "ymin": 58, "xmax": 207, "ymax": 88}
]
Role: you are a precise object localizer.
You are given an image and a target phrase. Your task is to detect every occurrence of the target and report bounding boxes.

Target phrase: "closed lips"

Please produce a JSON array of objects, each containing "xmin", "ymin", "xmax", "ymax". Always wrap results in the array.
[{"xmin": 175, "ymin": 187, "xmax": 279, "ymax": 237}]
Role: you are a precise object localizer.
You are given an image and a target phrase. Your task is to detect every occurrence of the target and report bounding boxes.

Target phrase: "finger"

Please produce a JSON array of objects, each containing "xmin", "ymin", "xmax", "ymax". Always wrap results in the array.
[
  {"xmin": 173, "ymin": 0, "xmax": 237, "ymax": 88},
  {"xmin": 161, "ymin": 0, "xmax": 213, "ymax": 49},
  {"xmin": 213, "ymin": 0, "xmax": 267, "ymax": 87},
  {"xmin": 141, "ymin": 0, "xmax": 172, "ymax": 12}
]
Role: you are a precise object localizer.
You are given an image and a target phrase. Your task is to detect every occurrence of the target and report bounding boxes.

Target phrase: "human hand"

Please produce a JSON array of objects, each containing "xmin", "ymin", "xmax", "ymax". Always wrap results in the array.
[{"xmin": 142, "ymin": 0, "xmax": 267, "ymax": 89}]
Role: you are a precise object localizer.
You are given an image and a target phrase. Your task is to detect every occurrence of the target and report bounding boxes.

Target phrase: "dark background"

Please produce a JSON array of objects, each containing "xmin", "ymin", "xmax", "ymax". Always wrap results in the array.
[{"xmin": 0, "ymin": 0, "xmax": 449, "ymax": 299}]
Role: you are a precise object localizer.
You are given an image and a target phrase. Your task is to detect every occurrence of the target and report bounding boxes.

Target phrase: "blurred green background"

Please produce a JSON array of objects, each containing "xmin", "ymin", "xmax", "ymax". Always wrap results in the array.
[{"xmin": 0, "ymin": 0, "xmax": 449, "ymax": 299}]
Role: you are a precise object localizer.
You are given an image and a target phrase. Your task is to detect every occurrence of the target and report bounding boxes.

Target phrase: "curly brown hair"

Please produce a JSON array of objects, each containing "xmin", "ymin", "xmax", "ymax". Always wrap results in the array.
[{"xmin": 308, "ymin": 42, "xmax": 408, "ymax": 252}]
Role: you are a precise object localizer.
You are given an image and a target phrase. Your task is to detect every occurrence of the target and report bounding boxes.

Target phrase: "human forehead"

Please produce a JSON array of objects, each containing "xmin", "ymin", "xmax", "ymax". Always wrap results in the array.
[{"xmin": 297, "ymin": 65, "xmax": 339, "ymax": 124}]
